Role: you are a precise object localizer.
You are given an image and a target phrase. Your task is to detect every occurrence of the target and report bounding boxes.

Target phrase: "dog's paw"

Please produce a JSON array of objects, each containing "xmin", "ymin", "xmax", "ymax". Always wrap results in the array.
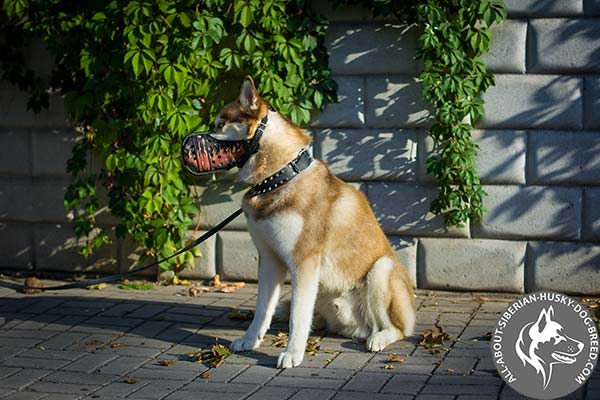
[
  {"xmin": 230, "ymin": 336, "xmax": 261, "ymax": 352},
  {"xmin": 366, "ymin": 330, "xmax": 396, "ymax": 352},
  {"xmin": 277, "ymin": 349, "xmax": 304, "ymax": 368}
]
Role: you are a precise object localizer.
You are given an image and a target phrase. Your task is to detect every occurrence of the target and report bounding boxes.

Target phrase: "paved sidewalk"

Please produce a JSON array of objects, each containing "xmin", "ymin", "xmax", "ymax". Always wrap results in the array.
[{"xmin": 0, "ymin": 281, "xmax": 597, "ymax": 400}]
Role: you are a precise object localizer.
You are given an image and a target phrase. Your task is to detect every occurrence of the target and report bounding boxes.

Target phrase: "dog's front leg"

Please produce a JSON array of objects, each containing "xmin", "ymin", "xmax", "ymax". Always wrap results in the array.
[
  {"xmin": 277, "ymin": 256, "xmax": 320, "ymax": 368},
  {"xmin": 231, "ymin": 249, "xmax": 286, "ymax": 352}
]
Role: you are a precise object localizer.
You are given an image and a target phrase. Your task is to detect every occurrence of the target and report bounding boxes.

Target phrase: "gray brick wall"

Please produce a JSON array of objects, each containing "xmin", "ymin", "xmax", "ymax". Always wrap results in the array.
[{"xmin": 1, "ymin": 1, "xmax": 599, "ymax": 294}]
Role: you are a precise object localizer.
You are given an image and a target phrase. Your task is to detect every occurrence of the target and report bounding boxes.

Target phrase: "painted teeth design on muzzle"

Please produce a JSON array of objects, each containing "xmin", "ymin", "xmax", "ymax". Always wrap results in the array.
[{"xmin": 181, "ymin": 133, "xmax": 250, "ymax": 175}]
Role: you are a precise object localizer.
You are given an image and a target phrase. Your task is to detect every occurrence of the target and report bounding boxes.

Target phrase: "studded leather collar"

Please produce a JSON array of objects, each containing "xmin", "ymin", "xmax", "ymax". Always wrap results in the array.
[{"xmin": 248, "ymin": 148, "xmax": 313, "ymax": 197}]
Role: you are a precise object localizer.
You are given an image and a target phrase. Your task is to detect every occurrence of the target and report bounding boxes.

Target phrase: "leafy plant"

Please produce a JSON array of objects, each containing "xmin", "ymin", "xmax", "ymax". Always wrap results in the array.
[
  {"xmin": 336, "ymin": 0, "xmax": 506, "ymax": 226},
  {"xmin": 1, "ymin": 0, "xmax": 336, "ymax": 274}
]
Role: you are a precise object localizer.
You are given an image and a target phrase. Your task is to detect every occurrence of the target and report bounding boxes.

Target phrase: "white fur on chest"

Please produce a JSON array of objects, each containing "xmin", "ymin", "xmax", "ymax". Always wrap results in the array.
[{"xmin": 247, "ymin": 211, "xmax": 304, "ymax": 267}]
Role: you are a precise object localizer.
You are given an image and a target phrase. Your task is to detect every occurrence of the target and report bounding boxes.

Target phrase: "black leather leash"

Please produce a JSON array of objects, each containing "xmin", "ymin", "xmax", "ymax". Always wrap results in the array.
[{"xmin": 0, "ymin": 208, "xmax": 243, "ymax": 292}]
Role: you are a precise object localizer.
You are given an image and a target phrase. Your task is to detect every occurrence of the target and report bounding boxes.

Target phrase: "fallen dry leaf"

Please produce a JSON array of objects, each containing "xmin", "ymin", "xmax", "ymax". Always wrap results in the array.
[
  {"xmin": 83, "ymin": 340, "xmax": 103, "ymax": 346},
  {"xmin": 306, "ymin": 336, "xmax": 321, "ymax": 356},
  {"xmin": 195, "ymin": 339, "xmax": 232, "ymax": 368},
  {"xmin": 420, "ymin": 322, "xmax": 450, "ymax": 354},
  {"xmin": 210, "ymin": 274, "xmax": 245, "ymax": 293},
  {"xmin": 87, "ymin": 283, "xmax": 108, "ymax": 290},
  {"xmin": 110, "ymin": 343, "xmax": 128, "ymax": 348},
  {"xmin": 447, "ymin": 368, "xmax": 455, "ymax": 373},
  {"xmin": 124, "ymin": 377, "xmax": 138, "ymax": 384},
  {"xmin": 199, "ymin": 372, "xmax": 211, "ymax": 379},
  {"xmin": 272, "ymin": 332, "xmax": 288, "ymax": 348},
  {"xmin": 472, "ymin": 295, "xmax": 490, "ymax": 302},
  {"xmin": 227, "ymin": 310, "xmax": 255, "ymax": 320},
  {"xmin": 158, "ymin": 360, "xmax": 175, "ymax": 367},
  {"xmin": 383, "ymin": 364, "xmax": 394, "ymax": 370},
  {"xmin": 23, "ymin": 277, "xmax": 44, "ymax": 294},
  {"xmin": 386, "ymin": 353, "xmax": 406, "ymax": 363}
]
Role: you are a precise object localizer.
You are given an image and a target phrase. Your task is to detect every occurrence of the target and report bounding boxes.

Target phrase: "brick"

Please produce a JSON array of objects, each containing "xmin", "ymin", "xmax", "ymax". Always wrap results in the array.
[
  {"xmin": 584, "ymin": 76, "xmax": 600, "ymax": 129},
  {"xmin": 528, "ymin": 19, "xmax": 600, "ymax": 73},
  {"xmin": 366, "ymin": 76, "xmax": 433, "ymax": 128},
  {"xmin": 96, "ymin": 356, "xmax": 150, "ymax": 376},
  {"xmin": 418, "ymin": 238, "xmax": 525, "ymax": 292},
  {"xmin": 92, "ymin": 380, "xmax": 149, "ymax": 398},
  {"xmin": 231, "ymin": 365, "xmax": 279, "ymax": 384},
  {"xmin": 504, "ymin": 0, "xmax": 583, "ymax": 16},
  {"xmin": 280, "ymin": 367, "xmax": 354, "ymax": 380},
  {"xmin": 315, "ymin": 129, "xmax": 417, "ymax": 181},
  {"xmin": 192, "ymin": 180, "xmax": 248, "ymax": 231},
  {"xmin": 341, "ymin": 371, "xmax": 390, "ymax": 392},
  {"xmin": 584, "ymin": 188, "xmax": 600, "ymax": 241},
  {"xmin": 417, "ymin": 130, "xmax": 526, "ymax": 185},
  {"xmin": 483, "ymin": 20, "xmax": 527, "ymax": 73},
  {"xmin": 267, "ymin": 376, "xmax": 346, "ymax": 390},
  {"xmin": 325, "ymin": 352, "xmax": 372, "ymax": 370},
  {"xmin": 0, "ymin": 128, "xmax": 30, "ymax": 175},
  {"xmin": 27, "ymin": 381, "xmax": 99, "ymax": 394},
  {"xmin": 311, "ymin": 76, "xmax": 366, "ymax": 128},
  {"xmin": 326, "ymin": 24, "xmax": 419, "ymax": 75},
  {"xmin": 217, "ymin": 230, "xmax": 258, "ymax": 281},
  {"xmin": 244, "ymin": 386, "xmax": 296, "ymax": 400},
  {"xmin": 0, "ymin": 369, "xmax": 50, "ymax": 389},
  {"xmin": 180, "ymin": 230, "xmax": 217, "ymax": 280},
  {"xmin": 31, "ymin": 129, "xmax": 79, "ymax": 176},
  {"xmin": 290, "ymin": 389, "xmax": 337, "ymax": 400},
  {"xmin": 388, "ymin": 236, "xmax": 417, "ymax": 287},
  {"xmin": 0, "ymin": 82, "xmax": 68, "ymax": 128},
  {"xmin": 472, "ymin": 185, "xmax": 582, "ymax": 240},
  {"xmin": 479, "ymin": 75, "xmax": 583, "ymax": 130},
  {"xmin": 60, "ymin": 353, "xmax": 116, "ymax": 373},
  {"xmin": 380, "ymin": 374, "xmax": 428, "ymax": 395},
  {"xmin": 33, "ymin": 224, "xmax": 118, "ymax": 273},
  {"xmin": 333, "ymin": 391, "xmax": 413, "ymax": 400},
  {"xmin": 528, "ymin": 130, "xmax": 600, "ymax": 184},
  {"xmin": 526, "ymin": 241, "xmax": 600, "ymax": 294},
  {"xmin": 367, "ymin": 182, "xmax": 470, "ymax": 237},
  {"xmin": 0, "ymin": 223, "xmax": 32, "ymax": 269}
]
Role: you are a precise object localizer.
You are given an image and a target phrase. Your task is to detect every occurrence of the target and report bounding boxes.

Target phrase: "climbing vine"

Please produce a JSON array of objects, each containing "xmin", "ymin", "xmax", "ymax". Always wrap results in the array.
[
  {"xmin": 339, "ymin": 0, "xmax": 506, "ymax": 226},
  {"xmin": 0, "ymin": 0, "xmax": 336, "ymax": 274}
]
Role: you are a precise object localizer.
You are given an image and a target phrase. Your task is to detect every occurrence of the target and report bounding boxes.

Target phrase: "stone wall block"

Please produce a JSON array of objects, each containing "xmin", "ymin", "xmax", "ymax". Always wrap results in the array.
[
  {"xmin": 418, "ymin": 238, "xmax": 526, "ymax": 292},
  {"xmin": 584, "ymin": 0, "xmax": 600, "ymax": 15},
  {"xmin": 309, "ymin": 1, "xmax": 366, "ymax": 22},
  {"xmin": 31, "ymin": 129, "xmax": 80, "ymax": 176},
  {"xmin": 388, "ymin": 236, "xmax": 417, "ymax": 287},
  {"xmin": 479, "ymin": 75, "xmax": 583, "ymax": 130},
  {"xmin": 583, "ymin": 188, "xmax": 600, "ymax": 241},
  {"xmin": 315, "ymin": 128, "xmax": 417, "ymax": 181},
  {"xmin": 192, "ymin": 181, "xmax": 249, "ymax": 231},
  {"xmin": 326, "ymin": 24, "xmax": 419, "ymax": 75},
  {"xmin": 311, "ymin": 76, "xmax": 366, "ymax": 128},
  {"xmin": 528, "ymin": 19, "xmax": 600, "ymax": 73},
  {"xmin": 217, "ymin": 231, "xmax": 259, "ymax": 281},
  {"xmin": 0, "ymin": 223, "xmax": 33, "ymax": 270},
  {"xmin": 528, "ymin": 130, "xmax": 600, "ymax": 185},
  {"xmin": 527, "ymin": 241, "xmax": 600, "ymax": 294},
  {"xmin": 0, "ymin": 82, "xmax": 68, "ymax": 128},
  {"xmin": 366, "ymin": 76, "xmax": 433, "ymax": 128},
  {"xmin": 472, "ymin": 185, "xmax": 582, "ymax": 240},
  {"xmin": 0, "ymin": 177, "xmax": 33, "ymax": 221},
  {"xmin": 483, "ymin": 20, "xmax": 527, "ymax": 73},
  {"xmin": 180, "ymin": 230, "xmax": 217, "ymax": 280},
  {"xmin": 504, "ymin": 0, "xmax": 583, "ymax": 17},
  {"xmin": 0, "ymin": 129, "xmax": 30, "ymax": 175},
  {"xmin": 584, "ymin": 76, "xmax": 600, "ymax": 129},
  {"xmin": 367, "ymin": 182, "xmax": 470, "ymax": 237}
]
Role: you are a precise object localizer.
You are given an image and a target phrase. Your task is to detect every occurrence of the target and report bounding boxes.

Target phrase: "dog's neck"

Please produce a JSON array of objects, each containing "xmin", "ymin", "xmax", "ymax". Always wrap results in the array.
[{"xmin": 238, "ymin": 110, "xmax": 312, "ymax": 185}]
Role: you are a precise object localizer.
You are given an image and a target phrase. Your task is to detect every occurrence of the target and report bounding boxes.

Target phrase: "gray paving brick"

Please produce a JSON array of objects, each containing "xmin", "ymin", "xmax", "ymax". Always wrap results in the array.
[
  {"xmin": 332, "ymin": 392, "xmax": 413, "ymax": 400},
  {"xmin": 528, "ymin": 130, "xmax": 600, "ymax": 185},
  {"xmin": 418, "ymin": 238, "xmax": 525, "ymax": 292},
  {"xmin": 311, "ymin": 76, "xmax": 365, "ymax": 128},
  {"xmin": 243, "ymin": 386, "xmax": 296, "ymax": 400},
  {"xmin": 483, "ymin": 20, "xmax": 527, "ymax": 73},
  {"xmin": 2, "ymin": 357, "xmax": 71, "ymax": 370},
  {"xmin": 528, "ymin": 19, "xmax": 600, "ymax": 73},
  {"xmin": 230, "ymin": 365, "xmax": 278, "ymax": 384},
  {"xmin": 39, "ymin": 333, "xmax": 88, "ymax": 350},
  {"xmin": 341, "ymin": 371, "xmax": 390, "ymax": 392},
  {"xmin": 268, "ymin": 376, "xmax": 347, "ymax": 390},
  {"xmin": 28, "ymin": 381, "xmax": 100, "ymax": 395},
  {"xmin": 0, "ymin": 129, "xmax": 30, "ymax": 176},
  {"xmin": 380, "ymin": 373, "xmax": 428, "ymax": 395},
  {"xmin": 504, "ymin": 0, "xmax": 583, "ymax": 16},
  {"xmin": 289, "ymin": 388, "xmax": 337, "ymax": 400},
  {"xmin": 0, "ymin": 369, "xmax": 50, "ymax": 389},
  {"xmin": 478, "ymin": 75, "xmax": 583, "ymax": 130},
  {"xmin": 42, "ymin": 370, "xmax": 114, "ymax": 385},
  {"xmin": 326, "ymin": 24, "xmax": 419, "ymax": 75},
  {"xmin": 123, "ymin": 380, "xmax": 188, "ymax": 399},
  {"xmin": 421, "ymin": 383, "xmax": 501, "ymax": 396},
  {"xmin": 362, "ymin": 354, "xmax": 437, "ymax": 375},
  {"xmin": 526, "ymin": 241, "xmax": 600, "ymax": 294},
  {"xmin": 0, "ymin": 337, "xmax": 43, "ymax": 348},
  {"xmin": 366, "ymin": 76, "xmax": 433, "ymax": 128},
  {"xmin": 280, "ymin": 367, "xmax": 354, "ymax": 380},
  {"xmin": 326, "ymin": 352, "xmax": 373, "ymax": 370},
  {"xmin": 60, "ymin": 353, "xmax": 116, "ymax": 373},
  {"xmin": 472, "ymin": 185, "xmax": 582, "ymax": 240},
  {"xmin": 198, "ymin": 363, "xmax": 247, "ymax": 382},
  {"xmin": 315, "ymin": 128, "xmax": 417, "ymax": 182},
  {"xmin": 129, "ymin": 366, "xmax": 200, "ymax": 381},
  {"xmin": 88, "ymin": 380, "xmax": 149, "ymax": 398},
  {"xmin": 433, "ymin": 357, "xmax": 477, "ymax": 375}
]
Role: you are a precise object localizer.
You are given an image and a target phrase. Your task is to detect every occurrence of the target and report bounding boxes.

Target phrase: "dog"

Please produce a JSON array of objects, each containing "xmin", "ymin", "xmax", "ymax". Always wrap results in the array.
[
  {"xmin": 208, "ymin": 76, "xmax": 415, "ymax": 368},
  {"xmin": 515, "ymin": 306, "xmax": 584, "ymax": 389}
]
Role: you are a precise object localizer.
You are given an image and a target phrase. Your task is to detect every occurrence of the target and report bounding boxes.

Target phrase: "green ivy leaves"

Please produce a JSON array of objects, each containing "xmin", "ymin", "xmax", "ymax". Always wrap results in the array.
[{"xmin": 2, "ymin": 0, "xmax": 336, "ymax": 274}]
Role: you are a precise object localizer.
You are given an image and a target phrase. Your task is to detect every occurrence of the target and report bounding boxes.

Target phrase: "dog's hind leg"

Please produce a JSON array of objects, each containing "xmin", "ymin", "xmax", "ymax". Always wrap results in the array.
[
  {"xmin": 231, "ymin": 248, "xmax": 286, "ymax": 352},
  {"xmin": 365, "ymin": 256, "xmax": 415, "ymax": 352}
]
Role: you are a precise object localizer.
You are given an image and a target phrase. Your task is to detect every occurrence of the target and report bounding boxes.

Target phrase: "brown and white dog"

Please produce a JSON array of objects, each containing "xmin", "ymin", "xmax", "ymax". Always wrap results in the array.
[{"xmin": 212, "ymin": 76, "xmax": 415, "ymax": 368}]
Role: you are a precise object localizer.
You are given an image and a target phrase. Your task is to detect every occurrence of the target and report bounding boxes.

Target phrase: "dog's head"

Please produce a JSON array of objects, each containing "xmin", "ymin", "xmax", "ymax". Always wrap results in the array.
[{"xmin": 515, "ymin": 306, "xmax": 584, "ymax": 389}]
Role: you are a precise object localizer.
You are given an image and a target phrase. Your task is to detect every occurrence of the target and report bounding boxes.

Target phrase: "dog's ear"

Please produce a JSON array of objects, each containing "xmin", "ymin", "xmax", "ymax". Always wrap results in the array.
[
  {"xmin": 535, "ymin": 307, "xmax": 553, "ymax": 333},
  {"xmin": 239, "ymin": 76, "xmax": 259, "ymax": 114}
]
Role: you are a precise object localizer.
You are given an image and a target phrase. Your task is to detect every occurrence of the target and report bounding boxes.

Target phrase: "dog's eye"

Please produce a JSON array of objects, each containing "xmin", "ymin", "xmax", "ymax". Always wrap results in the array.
[{"xmin": 217, "ymin": 122, "xmax": 225, "ymax": 129}]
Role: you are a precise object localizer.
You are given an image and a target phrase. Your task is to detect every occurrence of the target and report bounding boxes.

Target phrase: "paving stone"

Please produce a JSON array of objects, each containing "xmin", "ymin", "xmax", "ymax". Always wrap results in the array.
[
  {"xmin": 528, "ymin": 130, "xmax": 600, "ymax": 185},
  {"xmin": 198, "ymin": 363, "xmax": 247, "ymax": 382},
  {"xmin": 528, "ymin": 19, "xmax": 600, "ymax": 73},
  {"xmin": 366, "ymin": 76, "xmax": 433, "ymax": 128},
  {"xmin": 42, "ymin": 371, "xmax": 114, "ymax": 385},
  {"xmin": 0, "ymin": 128, "xmax": 30, "ymax": 175},
  {"xmin": 584, "ymin": 188, "xmax": 600, "ymax": 241},
  {"xmin": 483, "ymin": 20, "xmax": 527, "ymax": 73},
  {"xmin": 472, "ymin": 185, "xmax": 582, "ymax": 240},
  {"xmin": 526, "ymin": 241, "xmax": 600, "ymax": 294},
  {"xmin": 0, "ymin": 369, "xmax": 50, "ymax": 389},
  {"xmin": 421, "ymin": 383, "xmax": 501, "ymax": 396},
  {"xmin": 326, "ymin": 24, "xmax": 419, "ymax": 74},
  {"xmin": 433, "ymin": 357, "xmax": 478, "ymax": 375},
  {"xmin": 311, "ymin": 76, "xmax": 365, "ymax": 128},
  {"xmin": 380, "ymin": 373, "xmax": 428, "ymax": 394},
  {"xmin": 2, "ymin": 357, "xmax": 70, "ymax": 370},
  {"xmin": 367, "ymin": 183, "xmax": 470, "ymax": 237},
  {"xmin": 289, "ymin": 388, "xmax": 337, "ymax": 400},
  {"xmin": 60, "ymin": 353, "xmax": 116, "ymax": 373},
  {"xmin": 362, "ymin": 354, "xmax": 438, "ymax": 375},
  {"xmin": 231, "ymin": 365, "xmax": 279, "ymax": 384},
  {"xmin": 217, "ymin": 231, "xmax": 258, "ymax": 281},
  {"xmin": 504, "ymin": 0, "xmax": 583, "ymax": 16},
  {"xmin": 0, "ymin": 337, "xmax": 43, "ymax": 348},
  {"xmin": 127, "ymin": 380, "xmax": 188, "ymax": 399},
  {"xmin": 27, "ymin": 381, "xmax": 99, "ymax": 395},
  {"xmin": 267, "ymin": 376, "xmax": 347, "ymax": 390},
  {"xmin": 129, "ymin": 366, "xmax": 200, "ymax": 381},
  {"xmin": 315, "ymin": 128, "xmax": 417, "ymax": 181},
  {"xmin": 418, "ymin": 238, "xmax": 525, "ymax": 292},
  {"xmin": 341, "ymin": 371, "xmax": 390, "ymax": 392},
  {"xmin": 332, "ymin": 392, "xmax": 412, "ymax": 400},
  {"xmin": 478, "ymin": 75, "xmax": 583, "ymax": 130},
  {"xmin": 326, "ymin": 351, "xmax": 373, "ymax": 370},
  {"xmin": 91, "ymin": 380, "xmax": 149, "ymax": 398},
  {"xmin": 280, "ymin": 367, "xmax": 354, "ymax": 380},
  {"xmin": 244, "ymin": 386, "xmax": 296, "ymax": 400}
]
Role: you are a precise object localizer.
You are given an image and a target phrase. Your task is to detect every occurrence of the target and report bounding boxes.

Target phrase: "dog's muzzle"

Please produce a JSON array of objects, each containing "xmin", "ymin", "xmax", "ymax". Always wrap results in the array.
[{"xmin": 181, "ymin": 133, "xmax": 251, "ymax": 175}]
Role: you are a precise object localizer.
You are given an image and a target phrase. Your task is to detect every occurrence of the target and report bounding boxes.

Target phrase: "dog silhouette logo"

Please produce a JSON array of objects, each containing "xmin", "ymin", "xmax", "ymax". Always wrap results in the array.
[
  {"xmin": 515, "ymin": 306, "xmax": 584, "ymax": 390},
  {"xmin": 492, "ymin": 293, "xmax": 598, "ymax": 399}
]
